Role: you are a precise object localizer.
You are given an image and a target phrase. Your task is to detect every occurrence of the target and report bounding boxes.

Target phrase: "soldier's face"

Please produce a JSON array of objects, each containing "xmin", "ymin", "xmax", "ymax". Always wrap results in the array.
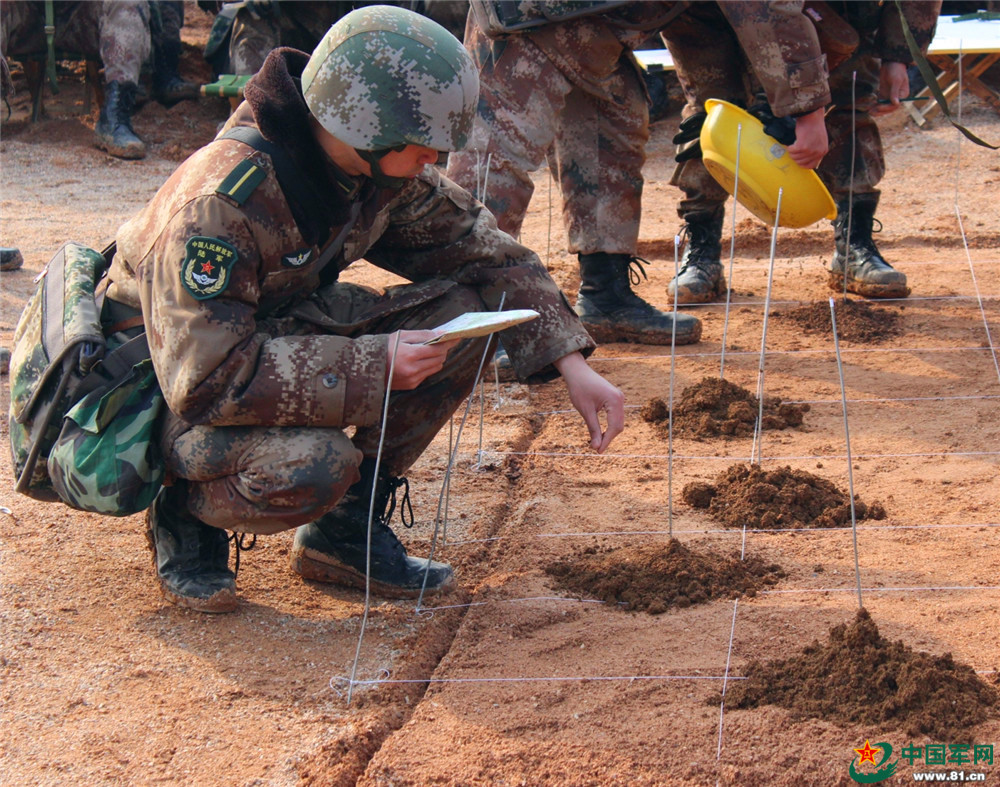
[{"xmin": 378, "ymin": 144, "xmax": 441, "ymax": 178}]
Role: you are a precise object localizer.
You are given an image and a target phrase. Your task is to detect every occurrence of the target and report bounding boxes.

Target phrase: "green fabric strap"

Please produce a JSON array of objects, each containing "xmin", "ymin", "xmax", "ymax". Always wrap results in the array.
[
  {"xmin": 894, "ymin": 0, "xmax": 998, "ymax": 149},
  {"xmin": 44, "ymin": 0, "xmax": 59, "ymax": 94}
]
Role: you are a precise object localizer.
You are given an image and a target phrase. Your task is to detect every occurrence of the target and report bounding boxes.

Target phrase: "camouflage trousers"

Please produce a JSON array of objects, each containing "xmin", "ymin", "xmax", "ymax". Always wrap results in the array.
[
  {"xmin": 163, "ymin": 282, "xmax": 491, "ymax": 535},
  {"xmin": 445, "ymin": 14, "xmax": 649, "ymax": 255},
  {"xmin": 0, "ymin": 0, "xmax": 150, "ymax": 85},
  {"xmin": 661, "ymin": 4, "xmax": 885, "ymax": 218},
  {"xmin": 228, "ymin": 1, "xmax": 342, "ymax": 75}
]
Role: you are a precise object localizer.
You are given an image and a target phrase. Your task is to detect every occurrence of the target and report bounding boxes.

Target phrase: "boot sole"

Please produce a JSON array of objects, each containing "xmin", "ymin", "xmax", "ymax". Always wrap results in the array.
[
  {"xmin": 290, "ymin": 545, "xmax": 455, "ymax": 599},
  {"xmin": 145, "ymin": 524, "xmax": 239, "ymax": 614},
  {"xmin": 95, "ymin": 136, "xmax": 146, "ymax": 160},
  {"xmin": 581, "ymin": 319, "xmax": 702, "ymax": 347},
  {"xmin": 827, "ymin": 272, "xmax": 910, "ymax": 299},
  {"xmin": 669, "ymin": 277, "xmax": 728, "ymax": 305}
]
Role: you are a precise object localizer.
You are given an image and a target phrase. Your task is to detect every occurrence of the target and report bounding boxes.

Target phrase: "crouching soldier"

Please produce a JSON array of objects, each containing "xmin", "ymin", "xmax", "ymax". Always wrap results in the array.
[{"xmin": 103, "ymin": 5, "xmax": 625, "ymax": 613}]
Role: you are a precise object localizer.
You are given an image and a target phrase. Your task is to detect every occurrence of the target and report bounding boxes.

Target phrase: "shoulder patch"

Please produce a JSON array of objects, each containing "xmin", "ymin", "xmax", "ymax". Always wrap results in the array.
[
  {"xmin": 216, "ymin": 158, "xmax": 267, "ymax": 205},
  {"xmin": 181, "ymin": 236, "xmax": 238, "ymax": 300}
]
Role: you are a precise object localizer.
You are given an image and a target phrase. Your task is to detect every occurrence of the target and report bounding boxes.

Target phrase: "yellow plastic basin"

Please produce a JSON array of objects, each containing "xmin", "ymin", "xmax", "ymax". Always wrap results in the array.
[{"xmin": 699, "ymin": 98, "xmax": 836, "ymax": 228}]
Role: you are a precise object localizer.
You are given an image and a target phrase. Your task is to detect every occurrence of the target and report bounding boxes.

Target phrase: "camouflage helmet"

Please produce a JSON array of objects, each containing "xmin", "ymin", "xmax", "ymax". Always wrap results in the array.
[{"xmin": 302, "ymin": 5, "xmax": 479, "ymax": 152}]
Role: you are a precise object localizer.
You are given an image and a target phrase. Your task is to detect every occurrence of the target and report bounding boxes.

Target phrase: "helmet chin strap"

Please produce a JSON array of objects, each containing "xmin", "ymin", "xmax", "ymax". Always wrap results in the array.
[{"xmin": 357, "ymin": 147, "xmax": 408, "ymax": 190}]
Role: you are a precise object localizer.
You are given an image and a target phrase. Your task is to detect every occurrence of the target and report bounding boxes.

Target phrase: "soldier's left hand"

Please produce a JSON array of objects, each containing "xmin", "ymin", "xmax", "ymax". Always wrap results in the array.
[{"xmin": 553, "ymin": 351, "xmax": 625, "ymax": 454}]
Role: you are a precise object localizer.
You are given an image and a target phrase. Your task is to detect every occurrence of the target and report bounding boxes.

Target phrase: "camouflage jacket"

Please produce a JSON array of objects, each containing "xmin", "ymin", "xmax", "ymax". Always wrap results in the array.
[
  {"xmin": 107, "ymin": 48, "xmax": 593, "ymax": 432},
  {"xmin": 716, "ymin": 1, "xmax": 938, "ymax": 118}
]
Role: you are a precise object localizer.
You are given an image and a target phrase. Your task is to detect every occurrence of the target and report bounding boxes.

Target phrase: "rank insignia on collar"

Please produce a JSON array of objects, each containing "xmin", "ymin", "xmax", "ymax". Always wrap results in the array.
[
  {"xmin": 181, "ymin": 236, "xmax": 238, "ymax": 300},
  {"xmin": 281, "ymin": 247, "xmax": 313, "ymax": 268}
]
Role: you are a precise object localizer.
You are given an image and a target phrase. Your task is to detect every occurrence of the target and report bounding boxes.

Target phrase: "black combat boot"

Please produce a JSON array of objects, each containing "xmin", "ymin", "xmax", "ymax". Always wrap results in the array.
[
  {"xmin": 667, "ymin": 208, "xmax": 727, "ymax": 304},
  {"xmin": 828, "ymin": 194, "xmax": 910, "ymax": 298},
  {"xmin": 290, "ymin": 460, "xmax": 454, "ymax": 598},
  {"xmin": 152, "ymin": 37, "xmax": 200, "ymax": 107},
  {"xmin": 146, "ymin": 483, "xmax": 237, "ymax": 613},
  {"xmin": 95, "ymin": 81, "xmax": 147, "ymax": 160},
  {"xmin": 575, "ymin": 253, "xmax": 702, "ymax": 345}
]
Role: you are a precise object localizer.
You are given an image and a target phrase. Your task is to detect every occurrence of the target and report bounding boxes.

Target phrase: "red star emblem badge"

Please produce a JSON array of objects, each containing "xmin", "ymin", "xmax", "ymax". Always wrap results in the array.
[
  {"xmin": 855, "ymin": 740, "xmax": 879, "ymax": 766},
  {"xmin": 201, "ymin": 261, "xmax": 215, "ymax": 274}
]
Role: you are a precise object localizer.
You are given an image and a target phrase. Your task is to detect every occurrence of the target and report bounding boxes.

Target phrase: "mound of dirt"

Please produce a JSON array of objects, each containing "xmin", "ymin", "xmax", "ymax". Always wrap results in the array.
[
  {"xmin": 683, "ymin": 463, "xmax": 887, "ymax": 529},
  {"xmin": 544, "ymin": 539, "xmax": 785, "ymax": 614},
  {"xmin": 773, "ymin": 298, "xmax": 903, "ymax": 343},
  {"xmin": 641, "ymin": 377, "xmax": 810, "ymax": 439},
  {"xmin": 724, "ymin": 608, "xmax": 999, "ymax": 738}
]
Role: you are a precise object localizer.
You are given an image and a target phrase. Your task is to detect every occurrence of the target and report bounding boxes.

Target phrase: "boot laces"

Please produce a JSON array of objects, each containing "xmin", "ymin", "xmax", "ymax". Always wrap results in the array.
[
  {"xmin": 626, "ymin": 256, "xmax": 651, "ymax": 287},
  {"xmin": 380, "ymin": 475, "xmax": 415, "ymax": 530},
  {"xmin": 676, "ymin": 223, "xmax": 718, "ymax": 273},
  {"xmin": 227, "ymin": 532, "xmax": 257, "ymax": 577}
]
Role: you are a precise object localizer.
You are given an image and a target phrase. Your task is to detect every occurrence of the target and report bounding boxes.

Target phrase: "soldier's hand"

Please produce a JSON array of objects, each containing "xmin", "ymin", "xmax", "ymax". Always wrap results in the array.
[
  {"xmin": 553, "ymin": 351, "xmax": 625, "ymax": 454},
  {"xmin": 871, "ymin": 61, "xmax": 910, "ymax": 117},
  {"xmin": 385, "ymin": 330, "xmax": 458, "ymax": 391},
  {"xmin": 787, "ymin": 107, "xmax": 829, "ymax": 169}
]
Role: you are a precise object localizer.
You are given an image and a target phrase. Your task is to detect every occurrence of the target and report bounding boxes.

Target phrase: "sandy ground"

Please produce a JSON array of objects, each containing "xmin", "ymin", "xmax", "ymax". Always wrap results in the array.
[{"xmin": 3, "ymin": 6, "xmax": 1000, "ymax": 786}]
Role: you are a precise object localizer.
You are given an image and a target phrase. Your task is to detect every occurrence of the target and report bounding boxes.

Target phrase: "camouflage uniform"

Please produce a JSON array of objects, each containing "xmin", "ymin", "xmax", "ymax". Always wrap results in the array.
[
  {"xmin": 445, "ymin": 3, "xmax": 677, "ymax": 253},
  {"xmin": 662, "ymin": 0, "xmax": 939, "ymax": 213},
  {"xmin": 0, "ymin": 0, "xmax": 150, "ymax": 86},
  {"xmin": 106, "ymin": 47, "xmax": 593, "ymax": 535},
  {"xmin": 226, "ymin": 1, "xmax": 349, "ymax": 75},
  {"xmin": 445, "ymin": 2, "xmax": 703, "ymax": 347},
  {"xmin": 662, "ymin": 0, "xmax": 831, "ymax": 217}
]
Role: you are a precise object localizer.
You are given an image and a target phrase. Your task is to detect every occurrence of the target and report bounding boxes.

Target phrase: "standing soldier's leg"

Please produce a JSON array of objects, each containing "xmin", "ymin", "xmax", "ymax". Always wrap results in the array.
[
  {"xmin": 89, "ymin": 0, "xmax": 151, "ymax": 159},
  {"xmin": 445, "ymin": 18, "xmax": 565, "ymax": 238},
  {"xmin": 820, "ymin": 53, "xmax": 908, "ymax": 298},
  {"xmin": 554, "ymin": 63, "xmax": 700, "ymax": 346},
  {"xmin": 660, "ymin": 4, "xmax": 750, "ymax": 304},
  {"xmin": 150, "ymin": 0, "xmax": 198, "ymax": 106}
]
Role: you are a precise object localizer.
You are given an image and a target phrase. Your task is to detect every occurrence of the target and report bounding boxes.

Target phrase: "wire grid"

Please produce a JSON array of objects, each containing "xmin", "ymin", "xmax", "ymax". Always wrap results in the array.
[{"xmin": 337, "ymin": 90, "xmax": 1000, "ymax": 781}]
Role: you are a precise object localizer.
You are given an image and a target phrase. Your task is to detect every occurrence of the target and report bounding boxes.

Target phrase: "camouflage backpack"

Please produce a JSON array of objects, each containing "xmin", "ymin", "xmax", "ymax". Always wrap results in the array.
[{"xmin": 8, "ymin": 241, "xmax": 164, "ymax": 515}]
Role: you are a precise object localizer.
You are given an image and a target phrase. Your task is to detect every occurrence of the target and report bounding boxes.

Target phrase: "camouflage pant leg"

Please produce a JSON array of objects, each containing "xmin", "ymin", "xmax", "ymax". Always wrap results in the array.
[
  {"xmin": 445, "ymin": 23, "xmax": 568, "ymax": 238},
  {"xmin": 551, "ymin": 57, "xmax": 648, "ymax": 255},
  {"xmin": 150, "ymin": 0, "xmax": 184, "ymax": 47},
  {"xmin": 168, "ymin": 424, "xmax": 363, "ymax": 534},
  {"xmin": 817, "ymin": 52, "xmax": 883, "ymax": 201},
  {"xmin": 659, "ymin": 4, "xmax": 754, "ymax": 219},
  {"xmin": 165, "ymin": 283, "xmax": 488, "ymax": 533},
  {"xmin": 50, "ymin": 1, "xmax": 150, "ymax": 85},
  {"xmin": 229, "ymin": 6, "xmax": 280, "ymax": 75},
  {"xmin": 0, "ymin": 1, "xmax": 42, "ymax": 57}
]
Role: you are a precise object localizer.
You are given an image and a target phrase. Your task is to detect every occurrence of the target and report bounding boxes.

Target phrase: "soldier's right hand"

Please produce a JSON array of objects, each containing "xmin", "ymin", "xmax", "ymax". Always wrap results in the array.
[{"xmin": 385, "ymin": 330, "xmax": 459, "ymax": 391}]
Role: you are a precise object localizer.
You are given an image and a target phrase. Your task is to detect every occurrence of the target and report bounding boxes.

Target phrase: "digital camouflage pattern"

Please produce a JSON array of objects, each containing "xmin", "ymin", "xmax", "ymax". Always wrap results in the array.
[
  {"xmin": 106, "ymin": 46, "xmax": 592, "ymax": 534},
  {"xmin": 302, "ymin": 5, "xmax": 479, "ymax": 152},
  {"xmin": 0, "ymin": 0, "xmax": 150, "ymax": 85},
  {"xmin": 8, "ymin": 243, "xmax": 108, "ymax": 500},
  {"xmin": 662, "ymin": 0, "xmax": 940, "ymax": 215},
  {"xmin": 222, "ymin": 0, "xmax": 345, "ymax": 76},
  {"xmin": 817, "ymin": 0, "xmax": 940, "ymax": 200},
  {"xmin": 47, "ymin": 357, "xmax": 164, "ymax": 515},
  {"xmin": 445, "ymin": 8, "xmax": 653, "ymax": 253}
]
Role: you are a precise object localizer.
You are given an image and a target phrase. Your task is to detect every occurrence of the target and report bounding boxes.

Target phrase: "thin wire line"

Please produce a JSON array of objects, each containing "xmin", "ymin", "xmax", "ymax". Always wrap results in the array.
[
  {"xmin": 418, "ymin": 294, "xmax": 508, "ymax": 609},
  {"xmin": 347, "ymin": 332, "xmax": 402, "ymax": 705},
  {"xmin": 719, "ymin": 123, "xmax": 742, "ymax": 380},
  {"xmin": 830, "ymin": 298, "xmax": 863, "ymax": 609},
  {"xmin": 752, "ymin": 188, "xmax": 782, "ymax": 465},
  {"xmin": 668, "ymin": 235, "xmax": 680, "ymax": 536},
  {"xmin": 716, "ymin": 598, "xmax": 739, "ymax": 760}
]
